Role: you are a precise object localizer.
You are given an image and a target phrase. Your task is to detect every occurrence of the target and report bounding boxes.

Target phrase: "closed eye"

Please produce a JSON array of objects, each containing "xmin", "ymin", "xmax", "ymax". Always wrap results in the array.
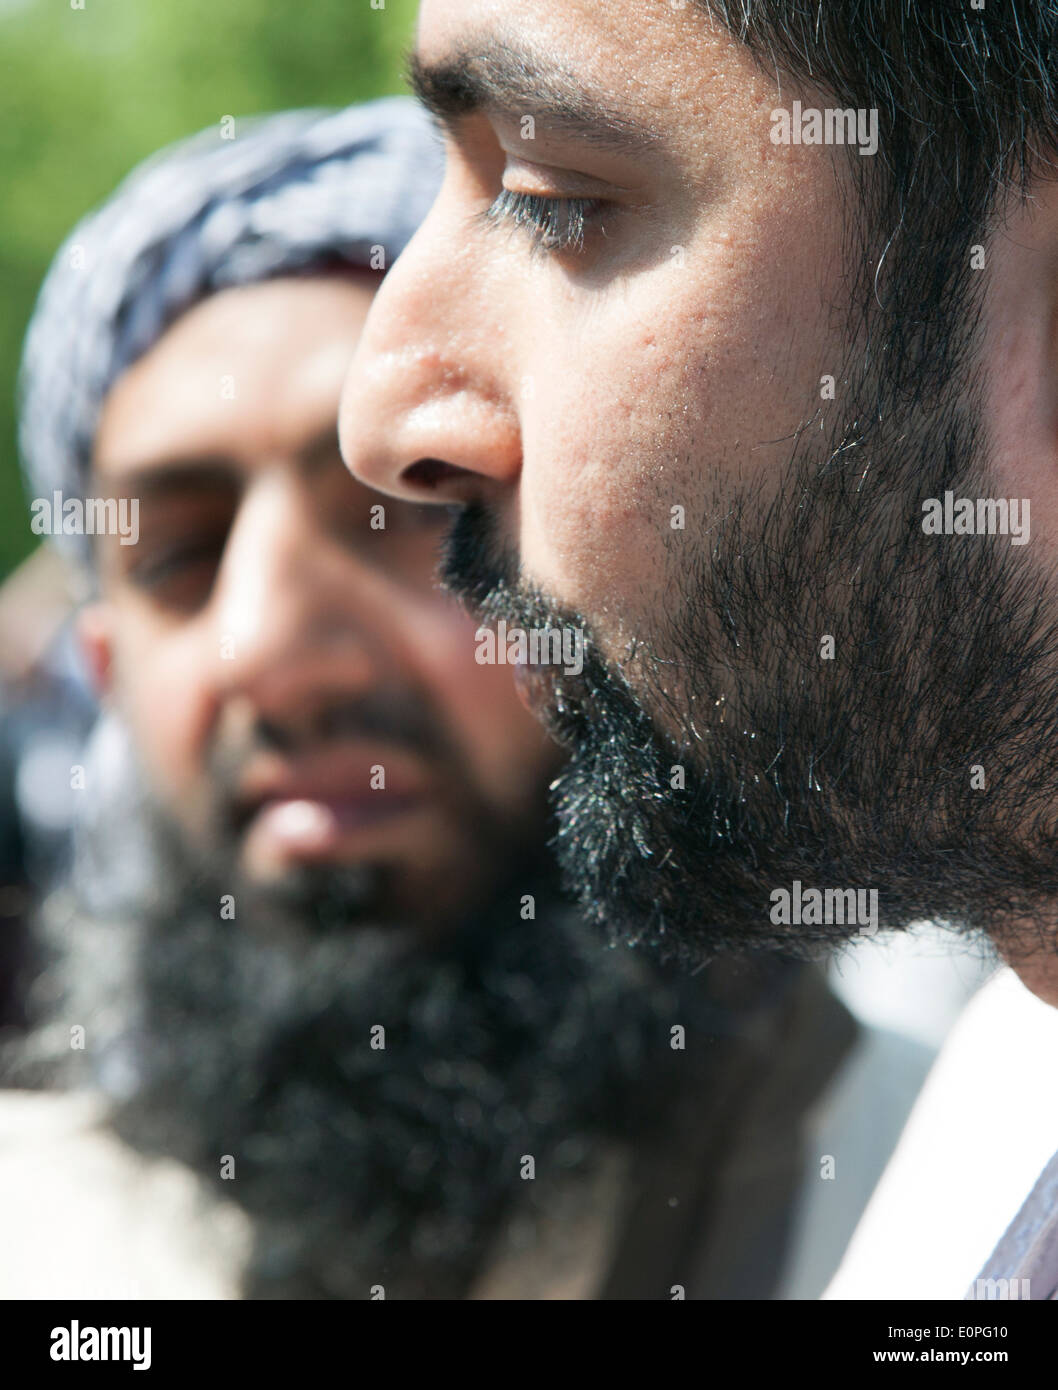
[
  {"xmin": 125, "ymin": 536, "xmax": 227, "ymax": 610},
  {"xmin": 482, "ymin": 189, "xmax": 605, "ymax": 255}
]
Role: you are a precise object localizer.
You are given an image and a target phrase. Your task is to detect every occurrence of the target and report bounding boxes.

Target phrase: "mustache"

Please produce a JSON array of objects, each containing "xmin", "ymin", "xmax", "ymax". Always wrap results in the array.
[
  {"xmin": 205, "ymin": 689, "xmax": 456, "ymax": 819},
  {"xmin": 440, "ymin": 501, "xmax": 520, "ymax": 612},
  {"xmin": 441, "ymin": 502, "xmax": 642, "ymax": 750}
]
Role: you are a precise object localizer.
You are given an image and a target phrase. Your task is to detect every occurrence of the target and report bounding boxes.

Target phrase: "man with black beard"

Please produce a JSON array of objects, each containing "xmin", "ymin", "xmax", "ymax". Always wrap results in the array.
[
  {"xmin": 338, "ymin": 2, "xmax": 1058, "ymax": 1294},
  {"xmin": 1, "ymin": 101, "xmax": 858, "ymax": 1300}
]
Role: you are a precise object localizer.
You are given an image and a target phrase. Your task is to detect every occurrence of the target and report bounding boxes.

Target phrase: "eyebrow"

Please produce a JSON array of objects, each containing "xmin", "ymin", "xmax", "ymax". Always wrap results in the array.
[
  {"xmin": 90, "ymin": 426, "xmax": 345, "ymax": 499},
  {"xmin": 89, "ymin": 460, "xmax": 242, "ymax": 503},
  {"xmin": 406, "ymin": 37, "xmax": 662, "ymax": 158}
]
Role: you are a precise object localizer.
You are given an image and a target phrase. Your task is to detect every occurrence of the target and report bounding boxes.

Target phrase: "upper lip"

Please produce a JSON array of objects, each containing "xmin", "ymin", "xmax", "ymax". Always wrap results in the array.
[{"xmin": 234, "ymin": 743, "xmax": 433, "ymax": 818}]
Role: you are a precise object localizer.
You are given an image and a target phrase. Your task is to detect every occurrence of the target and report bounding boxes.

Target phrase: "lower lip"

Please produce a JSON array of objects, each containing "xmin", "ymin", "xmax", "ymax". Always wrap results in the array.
[
  {"xmin": 244, "ymin": 794, "xmax": 423, "ymax": 864},
  {"xmin": 513, "ymin": 658, "xmax": 553, "ymax": 717}
]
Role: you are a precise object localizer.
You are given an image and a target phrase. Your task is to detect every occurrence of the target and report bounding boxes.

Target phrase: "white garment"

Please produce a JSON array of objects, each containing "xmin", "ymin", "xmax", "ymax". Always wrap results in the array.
[
  {"xmin": 776, "ymin": 927, "xmax": 992, "ymax": 1298},
  {"xmin": 0, "ymin": 1089, "xmax": 626, "ymax": 1300},
  {"xmin": 824, "ymin": 967, "xmax": 1058, "ymax": 1299},
  {"xmin": 0, "ymin": 1090, "xmax": 251, "ymax": 1299}
]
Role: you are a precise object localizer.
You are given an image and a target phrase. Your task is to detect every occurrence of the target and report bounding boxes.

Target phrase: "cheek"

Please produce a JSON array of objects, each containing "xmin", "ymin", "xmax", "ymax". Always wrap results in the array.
[
  {"xmin": 516, "ymin": 204, "xmax": 837, "ymax": 637},
  {"xmin": 518, "ymin": 324, "xmax": 690, "ymax": 636},
  {"xmin": 111, "ymin": 615, "xmax": 215, "ymax": 804}
]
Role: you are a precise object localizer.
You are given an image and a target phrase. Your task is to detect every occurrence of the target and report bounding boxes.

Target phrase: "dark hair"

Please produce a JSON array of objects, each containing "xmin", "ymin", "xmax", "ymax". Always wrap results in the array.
[{"xmin": 702, "ymin": 2, "xmax": 1058, "ymax": 390}]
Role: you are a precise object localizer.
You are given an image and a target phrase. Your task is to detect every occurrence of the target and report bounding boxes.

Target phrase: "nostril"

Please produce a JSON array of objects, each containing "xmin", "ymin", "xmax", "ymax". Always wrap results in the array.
[{"xmin": 402, "ymin": 458, "xmax": 471, "ymax": 491}]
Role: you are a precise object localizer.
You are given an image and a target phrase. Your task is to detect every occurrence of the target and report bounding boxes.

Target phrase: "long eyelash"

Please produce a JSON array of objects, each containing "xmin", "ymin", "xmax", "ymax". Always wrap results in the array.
[{"xmin": 482, "ymin": 189, "xmax": 601, "ymax": 254}]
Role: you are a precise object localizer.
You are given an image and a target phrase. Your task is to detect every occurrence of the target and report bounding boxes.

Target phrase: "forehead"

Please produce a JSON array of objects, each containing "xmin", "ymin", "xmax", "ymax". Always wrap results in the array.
[
  {"xmin": 414, "ymin": 0, "xmax": 770, "ymax": 141},
  {"xmin": 93, "ymin": 276, "xmax": 377, "ymax": 477}
]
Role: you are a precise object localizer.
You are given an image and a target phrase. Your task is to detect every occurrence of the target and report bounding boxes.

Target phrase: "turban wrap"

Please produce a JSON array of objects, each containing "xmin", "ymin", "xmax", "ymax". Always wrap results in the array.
[{"xmin": 17, "ymin": 97, "xmax": 443, "ymax": 568}]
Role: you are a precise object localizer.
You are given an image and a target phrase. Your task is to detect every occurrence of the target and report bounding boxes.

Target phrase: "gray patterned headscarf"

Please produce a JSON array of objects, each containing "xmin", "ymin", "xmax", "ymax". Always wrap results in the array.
[{"xmin": 17, "ymin": 97, "xmax": 443, "ymax": 566}]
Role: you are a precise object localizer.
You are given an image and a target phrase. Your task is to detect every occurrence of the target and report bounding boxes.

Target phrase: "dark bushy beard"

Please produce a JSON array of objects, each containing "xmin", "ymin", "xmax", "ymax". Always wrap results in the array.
[
  {"xmin": 8, "ymin": 720, "xmax": 731, "ymax": 1299},
  {"xmin": 441, "ymin": 330, "xmax": 1058, "ymax": 971}
]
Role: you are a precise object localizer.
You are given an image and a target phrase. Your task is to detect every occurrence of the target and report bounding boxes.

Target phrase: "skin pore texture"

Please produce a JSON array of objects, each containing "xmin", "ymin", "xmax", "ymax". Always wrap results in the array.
[{"xmin": 338, "ymin": 0, "xmax": 1058, "ymax": 1002}]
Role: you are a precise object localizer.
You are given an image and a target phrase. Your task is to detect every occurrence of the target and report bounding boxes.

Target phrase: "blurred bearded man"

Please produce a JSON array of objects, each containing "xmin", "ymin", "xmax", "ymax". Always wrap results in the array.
[{"xmin": 1, "ymin": 101, "xmax": 857, "ymax": 1300}]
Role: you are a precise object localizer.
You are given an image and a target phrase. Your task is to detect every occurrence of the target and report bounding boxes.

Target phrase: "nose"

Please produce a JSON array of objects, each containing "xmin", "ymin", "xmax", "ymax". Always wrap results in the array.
[
  {"xmin": 210, "ymin": 472, "xmax": 391, "ymax": 731},
  {"xmin": 339, "ymin": 198, "xmax": 522, "ymax": 507}
]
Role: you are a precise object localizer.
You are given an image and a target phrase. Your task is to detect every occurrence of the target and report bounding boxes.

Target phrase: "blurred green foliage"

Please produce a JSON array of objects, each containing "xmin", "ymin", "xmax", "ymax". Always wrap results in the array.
[{"xmin": 0, "ymin": 0, "xmax": 420, "ymax": 579}]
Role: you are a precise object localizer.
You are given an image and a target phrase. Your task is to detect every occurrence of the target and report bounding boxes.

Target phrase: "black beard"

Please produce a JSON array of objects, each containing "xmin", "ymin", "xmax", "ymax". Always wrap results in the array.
[
  {"xmin": 440, "ymin": 367, "xmax": 1058, "ymax": 971},
  {"xmin": 8, "ymin": 720, "xmax": 740, "ymax": 1299}
]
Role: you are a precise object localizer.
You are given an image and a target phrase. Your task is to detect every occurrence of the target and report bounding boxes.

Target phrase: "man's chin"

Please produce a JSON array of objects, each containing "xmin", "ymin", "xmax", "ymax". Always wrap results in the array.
[{"xmin": 226, "ymin": 856, "xmax": 392, "ymax": 937}]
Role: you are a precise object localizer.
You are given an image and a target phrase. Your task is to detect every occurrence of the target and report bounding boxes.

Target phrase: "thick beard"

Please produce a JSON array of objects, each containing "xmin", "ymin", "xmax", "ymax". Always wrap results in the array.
[
  {"xmin": 8, "ymin": 721, "xmax": 728, "ymax": 1299},
  {"xmin": 440, "ymin": 360, "xmax": 1058, "ymax": 970}
]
